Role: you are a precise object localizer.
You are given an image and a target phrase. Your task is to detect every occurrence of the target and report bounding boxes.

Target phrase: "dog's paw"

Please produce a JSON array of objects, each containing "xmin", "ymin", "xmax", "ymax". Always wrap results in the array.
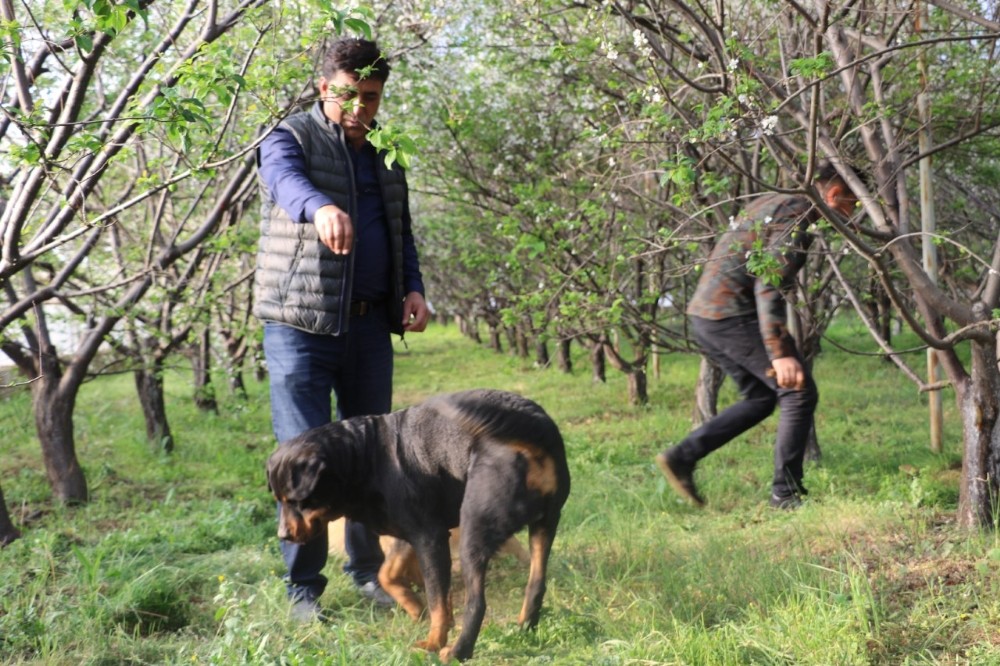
[
  {"xmin": 437, "ymin": 646, "xmax": 455, "ymax": 663},
  {"xmin": 414, "ymin": 638, "xmax": 444, "ymax": 652}
]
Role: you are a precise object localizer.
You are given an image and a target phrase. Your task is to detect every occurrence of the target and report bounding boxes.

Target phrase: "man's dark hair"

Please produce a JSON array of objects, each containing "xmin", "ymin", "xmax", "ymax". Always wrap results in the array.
[
  {"xmin": 322, "ymin": 38, "xmax": 390, "ymax": 82},
  {"xmin": 814, "ymin": 161, "xmax": 843, "ymax": 184}
]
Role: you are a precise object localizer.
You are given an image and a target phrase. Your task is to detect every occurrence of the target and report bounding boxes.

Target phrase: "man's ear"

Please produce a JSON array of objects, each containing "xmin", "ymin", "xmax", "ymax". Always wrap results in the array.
[{"xmin": 822, "ymin": 181, "xmax": 845, "ymax": 208}]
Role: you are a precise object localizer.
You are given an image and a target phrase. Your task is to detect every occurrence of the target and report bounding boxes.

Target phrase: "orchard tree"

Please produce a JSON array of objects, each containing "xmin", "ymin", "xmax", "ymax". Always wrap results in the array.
[
  {"xmin": 402, "ymin": 0, "xmax": 712, "ymax": 402},
  {"xmin": 590, "ymin": 0, "xmax": 1000, "ymax": 526},
  {"xmin": 0, "ymin": 0, "xmax": 385, "ymax": 513},
  {"xmin": 0, "ymin": 0, "xmax": 452, "ymax": 537}
]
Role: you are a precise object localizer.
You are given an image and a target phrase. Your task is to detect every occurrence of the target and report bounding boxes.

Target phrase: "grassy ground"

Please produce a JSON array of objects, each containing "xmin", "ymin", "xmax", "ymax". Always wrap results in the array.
[{"xmin": 1, "ymin": 320, "xmax": 998, "ymax": 665}]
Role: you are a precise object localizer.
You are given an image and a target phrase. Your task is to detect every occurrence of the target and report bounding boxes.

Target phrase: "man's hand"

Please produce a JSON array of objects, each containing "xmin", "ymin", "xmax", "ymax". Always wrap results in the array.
[
  {"xmin": 314, "ymin": 204, "xmax": 354, "ymax": 255},
  {"xmin": 402, "ymin": 292, "xmax": 430, "ymax": 333},
  {"xmin": 769, "ymin": 356, "xmax": 806, "ymax": 390}
]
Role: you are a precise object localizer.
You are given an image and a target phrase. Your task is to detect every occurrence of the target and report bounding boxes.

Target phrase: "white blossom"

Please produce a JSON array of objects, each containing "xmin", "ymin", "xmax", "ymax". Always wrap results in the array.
[
  {"xmin": 632, "ymin": 29, "xmax": 652, "ymax": 57},
  {"xmin": 761, "ymin": 115, "xmax": 779, "ymax": 136},
  {"xmin": 729, "ymin": 216, "xmax": 738, "ymax": 230},
  {"xmin": 600, "ymin": 39, "xmax": 619, "ymax": 61},
  {"xmin": 728, "ymin": 58, "xmax": 739, "ymax": 72}
]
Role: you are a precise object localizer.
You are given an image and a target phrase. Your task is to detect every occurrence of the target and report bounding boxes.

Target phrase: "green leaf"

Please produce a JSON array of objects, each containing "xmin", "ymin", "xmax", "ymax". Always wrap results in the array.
[
  {"xmin": 344, "ymin": 18, "xmax": 372, "ymax": 41},
  {"xmin": 790, "ymin": 52, "xmax": 834, "ymax": 79},
  {"xmin": 75, "ymin": 33, "xmax": 93, "ymax": 53}
]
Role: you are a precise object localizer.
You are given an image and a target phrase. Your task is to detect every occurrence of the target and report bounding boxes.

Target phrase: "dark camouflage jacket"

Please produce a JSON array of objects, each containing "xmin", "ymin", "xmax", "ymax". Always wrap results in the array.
[{"xmin": 687, "ymin": 193, "xmax": 819, "ymax": 360}]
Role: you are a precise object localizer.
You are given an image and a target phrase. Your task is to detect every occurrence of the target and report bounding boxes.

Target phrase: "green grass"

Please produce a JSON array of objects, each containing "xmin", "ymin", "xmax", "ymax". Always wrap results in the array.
[{"xmin": 2, "ymin": 320, "xmax": 999, "ymax": 665}]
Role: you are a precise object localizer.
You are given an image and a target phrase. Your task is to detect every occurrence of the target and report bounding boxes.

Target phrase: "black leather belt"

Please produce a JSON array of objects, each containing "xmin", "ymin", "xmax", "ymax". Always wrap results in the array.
[{"xmin": 350, "ymin": 301, "xmax": 379, "ymax": 316}]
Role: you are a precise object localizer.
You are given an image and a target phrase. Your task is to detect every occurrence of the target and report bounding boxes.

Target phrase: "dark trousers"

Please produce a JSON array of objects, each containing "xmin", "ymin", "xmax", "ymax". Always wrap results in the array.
[
  {"xmin": 675, "ymin": 314, "xmax": 818, "ymax": 497},
  {"xmin": 263, "ymin": 307, "xmax": 393, "ymax": 601}
]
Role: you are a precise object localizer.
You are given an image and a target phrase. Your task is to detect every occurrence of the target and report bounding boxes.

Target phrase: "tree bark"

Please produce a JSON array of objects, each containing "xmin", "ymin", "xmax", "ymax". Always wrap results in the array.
[
  {"xmin": 627, "ymin": 368, "xmax": 648, "ymax": 406},
  {"xmin": 0, "ymin": 482, "xmax": 20, "ymax": 547},
  {"xmin": 590, "ymin": 342, "xmax": 606, "ymax": 383},
  {"xmin": 534, "ymin": 338, "xmax": 549, "ymax": 367},
  {"xmin": 600, "ymin": 338, "xmax": 649, "ymax": 405},
  {"xmin": 219, "ymin": 328, "xmax": 249, "ymax": 401},
  {"xmin": 504, "ymin": 326, "xmax": 518, "ymax": 354},
  {"xmin": 190, "ymin": 328, "xmax": 218, "ymax": 413},
  {"xmin": 488, "ymin": 324, "xmax": 503, "ymax": 352},
  {"xmin": 134, "ymin": 365, "xmax": 174, "ymax": 453},
  {"xmin": 515, "ymin": 326, "xmax": 529, "ymax": 358},
  {"xmin": 557, "ymin": 338, "xmax": 572, "ymax": 373},
  {"xmin": 34, "ymin": 385, "xmax": 88, "ymax": 503},
  {"xmin": 957, "ymin": 337, "xmax": 1000, "ymax": 528},
  {"xmin": 692, "ymin": 355, "xmax": 725, "ymax": 427}
]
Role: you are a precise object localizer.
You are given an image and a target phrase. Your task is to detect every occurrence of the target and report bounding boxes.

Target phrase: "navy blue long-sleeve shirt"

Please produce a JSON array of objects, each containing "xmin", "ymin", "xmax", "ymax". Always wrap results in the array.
[{"xmin": 257, "ymin": 126, "xmax": 424, "ymax": 301}]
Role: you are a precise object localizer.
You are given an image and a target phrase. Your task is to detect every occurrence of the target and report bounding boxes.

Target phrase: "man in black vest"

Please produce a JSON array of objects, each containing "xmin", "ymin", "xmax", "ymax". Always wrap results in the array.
[{"xmin": 255, "ymin": 38, "xmax": 430, "ymax": 621}]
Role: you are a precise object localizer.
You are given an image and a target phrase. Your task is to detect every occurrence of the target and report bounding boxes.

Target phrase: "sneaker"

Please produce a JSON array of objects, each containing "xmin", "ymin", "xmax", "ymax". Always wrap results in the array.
[
  {"xmin": 357, "ymin": 580, "xmax": 395, "ymax": 607},
  {"xmin": 289, "ymin": 596, "xmax": 327, "ymax": 623},
  {"xmin": 769, "ymin": 493, "xmax": 802, "ymax": 510},
  {"xmin": 656, "ymin": 449, "xmax": 705, "ymax": 507}
]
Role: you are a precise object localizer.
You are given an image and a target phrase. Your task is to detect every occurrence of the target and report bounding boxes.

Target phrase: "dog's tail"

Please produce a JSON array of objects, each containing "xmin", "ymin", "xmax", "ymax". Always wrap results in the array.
[{"xmin": 428, "ymin": 389, "xmax": 563, "ymax": 451}]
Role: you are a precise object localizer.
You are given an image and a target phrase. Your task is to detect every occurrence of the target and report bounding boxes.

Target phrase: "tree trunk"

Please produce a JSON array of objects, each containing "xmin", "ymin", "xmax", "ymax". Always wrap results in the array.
[
  {"xmin": 504, "ymin": 326, "xmax": 518, "ymax": 354},
  {"xmin": 0, "ymin": 482, "xmax": 20, "ymax": 547},
  {"xmin": 134, "ymin": 365, "xmax": 174, "ymax": 453},
  {"xmin": 627, "ymin": 368, "xmax": 648, "ymax": 406},
  {"xmin": 34, "ymin": 386, "xmax": 88, "ymax": 503},
  {"xmin": 191, "ymin": 329, "xmax": 218, "ymax": 413},
  {"xmin": 515, "ymin": 327, "xmax": 529, "ymax": 358},
  {"xmin": 220, "ymin": 329, "xmax": 249, "ymax": 401},
  {"xmin": 860, "ymin": 274, "xmax": 894, "ymax": 347},
  {"xmin": 590, "ymin": 343, "xmax": 606, "ymax": 383},
  {"xmin": 534, "ymin": 338, "xmax": 549, "ymax": 367},
  {"xmin": 692, "ymin": 355, "xmax": 725, "ymax": 427},
  {"xmin": 458, "ymin": 316, "xmax": 482, "ymax": 344},
  {"xmin": 488, "ymin": 324, "xmax": 503, "ymax": 352},
  {"xmin": 229, "ymin": 372, "xmax": 247, "ymax": 401},
  {"xmin": 557, "ymin": 338, "xmax": 572, "ymax": 373},
  {"xmin": 957, "ymin": 337, "xmax": 1000, "ymax": 528}
]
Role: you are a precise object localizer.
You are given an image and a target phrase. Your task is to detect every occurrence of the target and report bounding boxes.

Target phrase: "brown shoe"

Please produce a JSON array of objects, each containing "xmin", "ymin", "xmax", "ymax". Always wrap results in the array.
[{"xmin": 656, "ymin": 450, "xmax": 705, "ymax": 507}]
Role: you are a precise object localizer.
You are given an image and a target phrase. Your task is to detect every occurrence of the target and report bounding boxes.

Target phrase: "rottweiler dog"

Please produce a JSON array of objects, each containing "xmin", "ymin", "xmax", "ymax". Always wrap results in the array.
[{"xmin": 266, "ymin": 389, "xmax": 570, "ymax": 662}]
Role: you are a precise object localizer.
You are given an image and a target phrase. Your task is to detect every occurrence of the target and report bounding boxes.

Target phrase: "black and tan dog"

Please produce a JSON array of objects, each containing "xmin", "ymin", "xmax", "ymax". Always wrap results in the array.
[{"xmin": 266, "ymin": 389, "xmax": 570, "ymax": 662}]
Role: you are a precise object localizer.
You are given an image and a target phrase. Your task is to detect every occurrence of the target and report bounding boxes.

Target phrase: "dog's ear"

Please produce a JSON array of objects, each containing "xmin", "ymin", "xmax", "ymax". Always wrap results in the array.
[
  {"xmin": 284, "ymin": 457, "xmax": 327, "ymax": 501},
  {"xmin": 267, "ymin": 447, "xmax": 327, "ymax": 501}
]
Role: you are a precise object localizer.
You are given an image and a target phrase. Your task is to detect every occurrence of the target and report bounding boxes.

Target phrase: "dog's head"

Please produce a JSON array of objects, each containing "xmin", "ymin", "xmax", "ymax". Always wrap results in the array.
[{"xmin": 267, "ymin": 439, "xmax": 341, "ymax": 543}]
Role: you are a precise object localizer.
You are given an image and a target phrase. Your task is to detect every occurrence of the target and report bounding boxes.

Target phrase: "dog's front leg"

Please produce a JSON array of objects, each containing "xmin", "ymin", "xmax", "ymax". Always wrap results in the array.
[{"xmin": 411, "ymin": 533, "xmax": 453, "ymax": 653}]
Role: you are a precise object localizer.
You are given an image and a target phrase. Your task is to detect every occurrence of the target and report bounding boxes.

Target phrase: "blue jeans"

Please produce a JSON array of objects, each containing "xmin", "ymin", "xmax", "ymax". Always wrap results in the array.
[
  {"xmin": 675, "ymin": 314, "xmax": 819, "ymax": 497},
  {"xmin": 263, "ymin": 306, "xmax": 393, "ymax": 601}
]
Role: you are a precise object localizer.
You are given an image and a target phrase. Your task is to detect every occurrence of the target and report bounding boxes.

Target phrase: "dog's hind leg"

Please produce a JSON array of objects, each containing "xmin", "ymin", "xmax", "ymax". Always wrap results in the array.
[
  {"xmin": 445, "ymin": 453, "xmax": 527, "ymax": 662},
  {"xmin": 411, "ymin": 531, "xmax": 454, "ymax": 654},
  {"xmin": 517, "ymin": 511, "xmax": 561, "ymax": 629},
  {"xmin": 441, "ymin": 520, "xmax": 494, "ymax": 663}
]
